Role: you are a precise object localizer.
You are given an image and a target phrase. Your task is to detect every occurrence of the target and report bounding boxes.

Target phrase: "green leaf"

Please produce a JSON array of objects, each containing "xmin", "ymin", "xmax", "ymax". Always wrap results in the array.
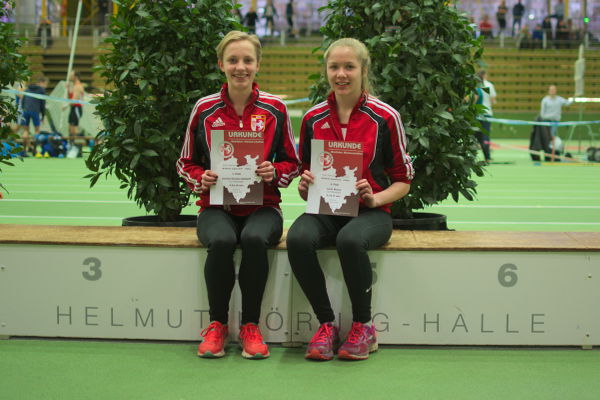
[
  {"xmin": 142, "ymin": 149, "xmax": 159, "ymax": 157},
  {"xmin": 130, "ymin": 153, "xmax": 140, "ymax": 169},
  {"xmin": 437, "ymin": 111, "xmax": 454, "ymax": 121},
  {"xmin": 134, "ymin": 120, "xmax": 142, "ymax": 137},
  {"xmin": 119, "ymin": 69, "xmax": 129, "ymax": 81},
  {"xmin": 155, "ymin": 177, "xmax": 171, "ymax": 188}
]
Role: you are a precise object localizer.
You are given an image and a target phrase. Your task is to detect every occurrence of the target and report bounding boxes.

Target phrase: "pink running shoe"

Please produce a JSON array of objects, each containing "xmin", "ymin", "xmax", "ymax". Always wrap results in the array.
[
  {"xmin": 197, "ymin": 321, "xmax": 229, "ymax": 358},
  {"xmin": 337, "ymin": 322, "xmax": 378, "ymax": 360},
  {"xmin": 239, "ymin": 323, "xmax": 270, "ymax": 359},
  {"xmin": 305, "ymin": 322, "xmax": 340, "ymax": 361}
]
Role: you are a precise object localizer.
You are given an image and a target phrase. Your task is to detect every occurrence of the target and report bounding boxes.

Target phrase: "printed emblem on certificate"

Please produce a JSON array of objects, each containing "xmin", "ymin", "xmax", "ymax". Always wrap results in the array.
[
  {"xmin": 306, "ymin": 139, "xmax": 363, "ymax": 217},
  {"xmin": 210, "ymin": 130, "xmax": 264, "ymax": 205}
]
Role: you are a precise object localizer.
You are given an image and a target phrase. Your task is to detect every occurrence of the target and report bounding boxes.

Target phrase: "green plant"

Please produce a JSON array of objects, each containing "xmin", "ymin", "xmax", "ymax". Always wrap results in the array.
[
  {"xmin": 310, "ymin": 0, "xmax": 485, "ymax": 218},
  {"xmin": 0, "ymin": 0, "xmax": 31, "ymax": 192},
  {"xmin": 87, "ymin": 0, "xmax": 239, "ymax": 222}
]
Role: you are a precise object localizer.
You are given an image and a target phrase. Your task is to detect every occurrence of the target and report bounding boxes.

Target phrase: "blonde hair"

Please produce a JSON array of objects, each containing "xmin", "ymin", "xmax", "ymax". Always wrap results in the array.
[
  {"xmin": 323, "ymin": 38, "xmax": 373, "ymax": 94},
  {"xmin": 216, "ymin": 30, "xmax": 262, "ymax": 63}
]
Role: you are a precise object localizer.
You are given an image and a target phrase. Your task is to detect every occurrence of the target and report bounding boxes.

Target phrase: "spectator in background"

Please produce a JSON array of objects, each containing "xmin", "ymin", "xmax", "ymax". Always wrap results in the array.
[
  {"xmin": 552, "ymin": 0, "xmax": 565, "ymax": 22},
  {"xmin": 66, "ymin": 71, "xmax": 85, "ymax": 156},
  {"xmin": 496, "ymin": 1, "xmax": 508, "ymax": 35},
  {"xmin": 532, "ymin": 23, "xmax": 544, "ymax": 47},
  {"xmin": 512, "ymin": 0, "xmax": 525, "ymax": 36},
  {"xmin": 555, "ymin": 19, "xmax": 570, "ymax": 48},
  {"xmin": 286, "ymin": 0, "xmax": 294, "ymax": 37},
  {"xmin": 540, "ymin": 85, "xmax": 572, "ymax": 138},
  {"xmin": 34, "ymin": 17, "xmax": 53, "ymax": 47},
  {"xmin": 518, "ymin": 25, "xmax": 532, "ymax": 49},
  {"xmin": 542, "ymin": 16, "xmax": 553, "ymax": 43},
  {"xmin": 263, "ymin": 0, "xmax": 277, "ymax": 37},
  {"xmin": 479, "ymin": 14, "xmax": 494, "ymax": 39},
  {"xmin": 540, "ymin": 85, "xmax": 572, "ymax": 160},
  {"xmin": 244, "ymin": 6, "xmax": 259, "ymax": 35},
  {"xmin": 475, "ymin": 70, "xmax": 497, "ymax": 163},
  {"xmin": 566, "ymin": 19, "xmax": 581, "ymax": 42},
  {"xmin": 10, "ymin": 80, "xmax": 26, "ymax": 134},
  {"xmin": 18, "ymin": 75, "xmax": 48, "ymax": 155}
]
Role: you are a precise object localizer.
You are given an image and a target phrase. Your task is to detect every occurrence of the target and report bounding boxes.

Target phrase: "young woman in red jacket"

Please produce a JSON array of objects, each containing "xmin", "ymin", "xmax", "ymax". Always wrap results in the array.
[
  {"xmin": 287, "ymin": 38, "xmax": 414, "ymax": 361},
  {"xmin": 177, "ymin": 31, "xmax": 300, "ymax": 359}
]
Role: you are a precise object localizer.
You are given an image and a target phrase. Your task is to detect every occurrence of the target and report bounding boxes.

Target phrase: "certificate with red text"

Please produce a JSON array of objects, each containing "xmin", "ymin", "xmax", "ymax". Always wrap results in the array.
[
  {"xmin": 210, "ymin": 130, "xmax": 264, "ymax": 205},
  {"xmin": 306, "ymin": 139, "xmax": 363, "ymax": 217}
]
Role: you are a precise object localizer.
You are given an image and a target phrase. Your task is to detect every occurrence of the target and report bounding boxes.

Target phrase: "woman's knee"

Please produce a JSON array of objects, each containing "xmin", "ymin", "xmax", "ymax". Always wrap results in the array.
[
  {"xmin": 240, "ymin": 230, "xmax": 271, "ymax": 251},
  {"xmin": 286, "ymin": 222, "xmax": 317, "ymax": 254},
  {"xmin": 336, "ymin": 230, "xmax": 367, "ymax": 255},
  {"xmin": 202, "ymin": 232, "xmax": 237, "ymax": 253}
]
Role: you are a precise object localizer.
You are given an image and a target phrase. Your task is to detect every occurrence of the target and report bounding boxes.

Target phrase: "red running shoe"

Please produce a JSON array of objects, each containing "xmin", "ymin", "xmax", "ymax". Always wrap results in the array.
[
  {"xmin": 305, "ymin": 322, "xmax": 339, "ymax": 361},
  {"xmin": 197, "ymin": 321, "xmax": 228, "ymax": 358},
  {"xmin": 338, "ymin": 322, "xmax": 378, "ymax": 360},
  {"xmin": 239, "ymin": 323, "xmax": 270, "ymax": 359}
]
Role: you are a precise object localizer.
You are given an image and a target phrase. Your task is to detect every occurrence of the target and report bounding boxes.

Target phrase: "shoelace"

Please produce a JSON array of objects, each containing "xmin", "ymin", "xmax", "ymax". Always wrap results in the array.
[
  {"xmin": 345, "ymin": 322, "xmax": 366, "ymax": 345},
  {"xmin": 311, "ymin": 323, "xmax": 335, "ymax": 344},
  {"xmin": 201, "ymin": 322, "xmax": 223, "ymax": 339},
  {"xmin": 240, "ymin": 324, "xmax": 261, "ymax": 341}
]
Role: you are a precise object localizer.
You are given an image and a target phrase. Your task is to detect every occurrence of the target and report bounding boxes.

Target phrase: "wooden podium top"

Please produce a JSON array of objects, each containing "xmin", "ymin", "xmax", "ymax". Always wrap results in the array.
[{"xmin": 1, "ymin": 224, "xmax": 599, "ymax": 252}]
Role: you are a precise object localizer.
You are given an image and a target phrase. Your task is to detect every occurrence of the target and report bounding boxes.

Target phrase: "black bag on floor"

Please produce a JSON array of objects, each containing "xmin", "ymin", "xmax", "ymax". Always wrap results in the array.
[{"xmin": 529, "ymin": 118, "xmax": 552, "ymax": 161}]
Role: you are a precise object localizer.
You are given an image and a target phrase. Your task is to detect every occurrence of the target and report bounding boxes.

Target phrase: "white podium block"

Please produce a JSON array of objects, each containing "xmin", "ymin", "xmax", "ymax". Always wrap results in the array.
[
  {"xmin": 0, "ymin": 245, "xmax": 292, "ymax": 342},
  {"xmin": 1, "ymin": 226, "xmax": 599, "ymax": 347},
  {"xmin": 290, "ymin": 251, "xmax": 600, "ymax": 346}
]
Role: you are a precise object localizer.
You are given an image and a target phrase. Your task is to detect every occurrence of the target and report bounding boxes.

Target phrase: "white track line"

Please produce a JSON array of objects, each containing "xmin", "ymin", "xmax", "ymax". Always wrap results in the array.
[{"xmin": 1, "ymin": 199, "xmax": 133, "ymax": 204}]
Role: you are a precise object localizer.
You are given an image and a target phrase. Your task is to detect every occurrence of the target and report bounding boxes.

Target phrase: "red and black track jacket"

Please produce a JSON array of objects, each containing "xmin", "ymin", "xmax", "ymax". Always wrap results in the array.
[
  {"xmin": 177, "ymin": 83, "xmax": 300, "ymax": 216},
  {"xmin": 299, "ymin": 92, "xmax": 414, "ymax": 213}
]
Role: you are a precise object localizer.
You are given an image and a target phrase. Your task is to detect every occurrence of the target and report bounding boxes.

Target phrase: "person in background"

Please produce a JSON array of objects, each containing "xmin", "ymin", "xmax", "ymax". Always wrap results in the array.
[
  {"xmin": 475, "ymin": 70, "xmax": 496, "ymax": 163},
  {"xmin": 532, "ymin": 23, "xmax": 544, "ymax": 47},
  {"xmin": 244, "ymin": 6, "xmax": 259, "ymax": 35},
  {"xmin": 479, "ymin": 14, "xmax": 494, "ymax": 39},
  {"xmin": 496, "ymin": 1, "xmax": 508, "ymax": 35},
  {"xmin": 552, "ymin": 0, "xmax": 565, "ymax": 22},
  {"xmin": 555, "ymin": 19, "xmax": 571, "ymax": 48},
  {"xmin": 286, "ymin": 0, "xmax": 294, "ymax": 37},
  {"xmin": 512, "ymin": 0, "xmax": 525, "ymax": 36},
  {"xmin": 177, "ymin": 30, "xmax": 300, "ymax": 360},
  {"xmin": 10, "ymin": 80, "xmax": 25, "ymax": 134},
  {"xmin": 67, "ymin": 71, "xmax": 85, "ymax": 156},
  {"xmin": 286, "ymin": 38, "xmax": 413, "ymax": 361},
  {"xmin": 18, "ymin": 74, "xmax": 48, "ymax": 155},
  {"xmin": 540, "ymin": 85, "xmax": 572, "ymax": 148},
  {"xmin": 518, "ymin": 25, "xmax": 532, "ymax": 49},
  {"xmin": 541, "ymin": 15, "xmax": 553, "ymax": 44},
  {"xmin": 263, "ymin": 0, "xmax": 277, "ymax": 37}
]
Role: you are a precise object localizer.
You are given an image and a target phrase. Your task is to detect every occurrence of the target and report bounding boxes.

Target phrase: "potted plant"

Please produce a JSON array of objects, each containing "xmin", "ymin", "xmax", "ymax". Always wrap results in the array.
[
  {"xmin": 309, "ymin": 0, "xmax": 486, "ymax": 230},
  {"xmin": 86, "ymin": 0, "xmax": 239, "ymax": 226},
  {"xmin": 0, "ymin": 0, "xmax": 31, "ymax": 195}
]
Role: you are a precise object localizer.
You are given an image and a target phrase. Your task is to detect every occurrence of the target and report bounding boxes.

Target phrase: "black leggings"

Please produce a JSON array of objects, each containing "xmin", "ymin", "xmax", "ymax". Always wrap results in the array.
[
  {"xmin": 286, "ymin": 209, "xmax": 392, "ymax": 324},
  {"xmin": 196, "ymin": 207, "xmax": 283, "ymax": 325}
]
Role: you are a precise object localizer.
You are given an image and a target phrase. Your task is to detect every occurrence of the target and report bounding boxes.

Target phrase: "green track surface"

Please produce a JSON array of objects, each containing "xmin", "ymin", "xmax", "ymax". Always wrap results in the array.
[
  {"xmin": 1, "ymin": 139, "xmax": 599, "ymax": 231},
  {"xmin": 1, "ymin": 339, "xmax": 600, "ymax": 400},
  {"xmin": 2, "ymin": 138, "xmax": 600, "ymax": 399}
]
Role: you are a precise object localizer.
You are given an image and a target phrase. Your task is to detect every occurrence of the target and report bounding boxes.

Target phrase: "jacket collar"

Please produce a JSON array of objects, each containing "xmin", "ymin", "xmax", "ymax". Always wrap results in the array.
[
  {"xmin": 220, "ymin": 82, "xmax": 260, "ymax": 109},
  {"xmin": 326, "ymin": 91, "xmax": 367, "ymax": 119}
]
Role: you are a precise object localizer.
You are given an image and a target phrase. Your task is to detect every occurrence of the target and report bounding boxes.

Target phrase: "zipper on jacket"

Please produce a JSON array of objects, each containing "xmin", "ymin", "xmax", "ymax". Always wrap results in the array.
[{"xmin": 239, "ymin": 118, "xmax": 243, "ymax": 128}]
